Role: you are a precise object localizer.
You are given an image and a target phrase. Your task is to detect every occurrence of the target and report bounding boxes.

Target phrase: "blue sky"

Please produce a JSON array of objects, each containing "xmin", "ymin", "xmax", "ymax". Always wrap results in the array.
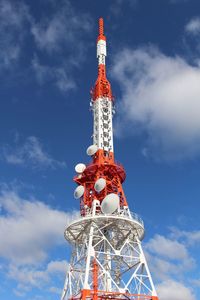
[{"xmin": 0, "ymin": 0, "xmax": 200, "ymax": 299}]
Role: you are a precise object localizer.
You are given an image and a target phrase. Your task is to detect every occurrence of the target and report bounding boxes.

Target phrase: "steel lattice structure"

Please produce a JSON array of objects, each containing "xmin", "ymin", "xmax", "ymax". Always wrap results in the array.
[{"xmin": 61, "ymin": 18, "xmax": 159, "ymax": 300}]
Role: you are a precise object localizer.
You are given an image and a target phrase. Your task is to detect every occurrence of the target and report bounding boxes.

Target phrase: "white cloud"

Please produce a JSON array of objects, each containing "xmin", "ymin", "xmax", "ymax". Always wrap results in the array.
[
  {"xmin": 146, "ymin": 255, "xmax": 178, "ymax": 280},
  {"xmin": 185, "ymin": 17, "xmax": 200, "ymax": 35},
  {"xmin": 156, "ymin": 279, "xmax": 196, "ymax": 300},
  {"xmin": 30, "ymin": 0, "xmax": 92, "ymax": 92},
  {"xmin": 8, "ymin": 260, "xmax": 68, "ymax": 290},
  {"xmin": 145, "ymin": 232, "xmax": 196, "ymax": 282},
  {"xmin": 146, "ymin": 234, "xmax": 188, "ymax": 260},
  {"xmin": 8, "ymin": 265, "xmax": 48, "ymax": 289},
  {"xmin": 170, "ymin": 227, "xmax": 200, "ymax": 246},
  {"xmin": 112, "ymin": 47, "xmax": 200, "ymax": 161},
  {"xmin": 31, "ymin": 1, "xmax": 91, "ymax": 54},
  {"xmin": 46, "ymin": 260, "xmax": 68, "ymax": 275},
  {"xmin": 49, "ymin": 286, "xmax": 62, "ymax": 294},
  {"xmin": 32, "ymin": 56, "xmax": 75, "ymax": 92},
  {"xmin": 31, "ymin": 16, "xmax": 65, "ymax": 53},
  {"xmin": 0, "ymin": 184, "xmax": 75, "ymax": 297},
  {"xmin": 144, "ymin": 232, "xmax": 198, "ymax": 300},
  {"xmin": 191, "ymin": 277, "xmax": 200, "ymax": 288},
  {"xmin": 0, "ymin": 189, "xmax": 78, "ymax": 265},
  {"xmin": 0, "ymin": 0, "xmax": 30, "ymax": 69},
  {"xmin": 2, "ymin": 136, "xmax": 66, "ymax": 169},
  {"xmin": 0, "ymin": 0, "xmax": 92, "ymax": 93}
]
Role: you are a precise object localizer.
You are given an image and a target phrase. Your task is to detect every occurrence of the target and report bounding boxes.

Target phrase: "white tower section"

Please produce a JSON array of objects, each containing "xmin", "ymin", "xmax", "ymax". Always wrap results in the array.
[
  {"xmin": 97, "ymin": 39, "xmax": 106, "ymax": 65},
  {"xmin": 91, "ymin": 28, "xmax": 114, "ymax": 153},
  {"xmin": 92, "ymin": 98, "xmax": 114, "ymax": 153}
]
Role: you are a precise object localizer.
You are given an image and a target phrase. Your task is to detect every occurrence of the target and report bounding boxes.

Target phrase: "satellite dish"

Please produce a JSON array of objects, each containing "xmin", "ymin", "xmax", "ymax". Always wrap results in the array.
[
  {"xmin": 74, "ymin": 185, "xmax": 84, "ymax": 199},
  {"xmin": 101, "ymin": 193, "xmax": 119, "ymax": 214},
  {"xmin": 94, "ymin": 178, "xmax": 106, "ymax": 193},
  {"xmin": 75, "ymin": 163, "xmax": 86, "ymax": 173},
  {"xmin": 86, "ymin": 145, "xmax": 98, "ymax": 156}
]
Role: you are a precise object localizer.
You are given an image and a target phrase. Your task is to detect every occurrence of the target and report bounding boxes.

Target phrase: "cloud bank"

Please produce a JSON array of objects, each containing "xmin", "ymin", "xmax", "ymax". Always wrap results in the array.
[
  {"xmin": 0, "ymin": 185, "xmax": 78, "ymax": 296},
  {"xmin": 0, "ymin": 189, "xmax": 77, "ymax": 265},
  {"xmin": 145, "ymin": 231, "xmax": 197, "ymax": 299},
  {"xmin": 8, "ymin": 259, "xmax": 68, "ymax": 295},
  {"xmin": 157, "ymin": 280, "xmax": 195, "ymax": 300},
  {"xmin": 112, "ymin": 47, "xmax": 200, "ymax": 161}
]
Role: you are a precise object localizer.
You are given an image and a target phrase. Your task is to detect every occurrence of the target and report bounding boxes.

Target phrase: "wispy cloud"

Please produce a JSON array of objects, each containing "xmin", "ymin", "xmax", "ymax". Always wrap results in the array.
[
  {"xmin": 109, "ymin": 0, "xmax": 138, "ymax": 16},
  {"xmin": 170, "ymin": 227, "xmax": 200, "ymax": 246},
  {"xmin": 32, "ymin": 55, "xmax": 76, "ymax": 92},
  {"xmin": 1, "ymin": 136, "xmax": 66, "ymax": 169},
  {"xmin": 0, "ymin": 0, "xmax": 92, "ymax": 93},
  {"xmin": 112, "ymin": 46, "xmax": 200, "ymax": 161},
  {"xmin": 30, "ymin": 0, "xmax": 92, "ymax": 92},
  {"xmin": 0, "ymin": 0, "xmax": 30, "ymax": 69},
  {"xmin": 31, "ymin": 1, "xmax": 91, "ymax": 54},
  {"xmin": 185, "ymin": 17, "xmax": 200, "ymax": 35}
]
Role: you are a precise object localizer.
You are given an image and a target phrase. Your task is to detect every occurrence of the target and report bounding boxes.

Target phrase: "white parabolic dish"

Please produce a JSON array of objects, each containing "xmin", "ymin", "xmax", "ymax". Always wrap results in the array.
[
  {"xmin": 74, "ymin": 185, "xmax": 85, "ymax": 199},
  {"xmin": 86, "ymin": 144, "xmax": 98, "ymax": 156},
  {"xmin": 75, "ymin": 163, "xmax": 86, "ymax": 173},
  {"xmin": 101, "ymin": 193, "xmax": 119, "ymax": 214},
  {"xmin": 94, "ymin": 178, "xmax": 106, "ymax": 192}
]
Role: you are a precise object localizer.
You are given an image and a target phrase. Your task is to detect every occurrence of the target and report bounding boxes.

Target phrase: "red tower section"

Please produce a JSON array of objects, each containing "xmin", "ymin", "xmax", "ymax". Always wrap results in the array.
[
  {"xmin": 74, "ymin": 18, "xmax": 127, "ymax": 216},
  {"xmin": 92, "ymin": 18, "xmax": 113, "ymax": 101}
]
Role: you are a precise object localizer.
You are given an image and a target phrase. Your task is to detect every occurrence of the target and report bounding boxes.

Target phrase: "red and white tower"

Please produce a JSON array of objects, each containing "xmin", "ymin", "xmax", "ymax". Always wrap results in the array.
[{"xmin": 61, "ymin": 18, "xmax": 159, "ymax": 300}]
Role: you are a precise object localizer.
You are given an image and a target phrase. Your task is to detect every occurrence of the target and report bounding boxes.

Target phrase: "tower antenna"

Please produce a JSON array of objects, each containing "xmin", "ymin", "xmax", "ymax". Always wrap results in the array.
[{"xmin": 61, "ymin": 18, "xmax": 159, "ymax": 300}]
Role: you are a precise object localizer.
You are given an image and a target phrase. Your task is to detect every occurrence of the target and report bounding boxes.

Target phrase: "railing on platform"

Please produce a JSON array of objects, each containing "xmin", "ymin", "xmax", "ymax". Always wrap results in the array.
[{"xmin": 75, "ymin": 207, "xmax": 144, "ymax": 228}]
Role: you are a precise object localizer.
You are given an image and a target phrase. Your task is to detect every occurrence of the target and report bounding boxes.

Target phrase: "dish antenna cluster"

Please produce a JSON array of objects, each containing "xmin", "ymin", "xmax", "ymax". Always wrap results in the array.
[
  {"xmin": 61, "ymin": 18, "xmax": 159, "ymax": 300},
  {"xmin": 74, "ymin": 158, "xmax": 118, "ymax": 215}
]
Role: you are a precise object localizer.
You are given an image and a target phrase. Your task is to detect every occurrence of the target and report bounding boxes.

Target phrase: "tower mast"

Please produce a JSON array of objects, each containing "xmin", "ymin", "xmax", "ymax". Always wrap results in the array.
[
  {"xmin": 61, "ymin": 18, "xmax": 159, "ymax": 300},
  {"xmin": 92, "ymin": 17, "xmax": 114, "ymax": 163}
]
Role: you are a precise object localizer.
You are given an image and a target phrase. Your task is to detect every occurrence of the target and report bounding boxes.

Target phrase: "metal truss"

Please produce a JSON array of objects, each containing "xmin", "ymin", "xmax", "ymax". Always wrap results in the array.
[{"xmin": 61, "ymin": 203, "xmax": 157, "ymax": 300}]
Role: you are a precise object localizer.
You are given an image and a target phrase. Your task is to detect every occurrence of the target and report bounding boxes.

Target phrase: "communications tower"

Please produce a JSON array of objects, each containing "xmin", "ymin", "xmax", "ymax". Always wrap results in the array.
[{"xmin": 61, "ymin": 18, "xmax": 159, "ymax": 300}]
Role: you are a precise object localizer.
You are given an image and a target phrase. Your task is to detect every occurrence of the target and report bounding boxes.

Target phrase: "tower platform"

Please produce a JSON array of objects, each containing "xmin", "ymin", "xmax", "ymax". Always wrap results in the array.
[{"xmin": 65, "ymin": 210, "xmax": 145, "ymax": 245}]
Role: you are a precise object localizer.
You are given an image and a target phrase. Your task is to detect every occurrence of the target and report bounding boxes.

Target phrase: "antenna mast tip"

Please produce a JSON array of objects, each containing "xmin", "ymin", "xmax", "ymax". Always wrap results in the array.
[{"xmin": 99, "ymin": 18, "xmax": 104, "ymax": 36}]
